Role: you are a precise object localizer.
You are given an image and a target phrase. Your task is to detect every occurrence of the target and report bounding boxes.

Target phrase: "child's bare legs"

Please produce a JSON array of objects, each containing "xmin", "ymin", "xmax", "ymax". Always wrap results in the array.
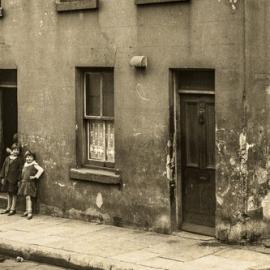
[
  {"xmin": 10, "ymin": 195, "xmax": 17, "ymax": 211},
  {"xmin": 1, "ymin": 193, "xmax": 12, "ymax": 214},
  {"xmin": 7, "ymin": 194, "xmax": 17, "ymax": 215},
  {"xmin": 26, "ymin": 195, "xmax": 32, "ymax": 212},
  {"xmin": 21, "ymin": 196, "xmax": 32, "ymax": 217},
  {"xmin": 26, "ymin": 196, "xmax": 33, "ymax": 219},
  {"xmin": 0, "ymin": 193, "xmax": 12, "ymax": 214},
  {"xmin": 6, "ymin": 193, "xmax": 12, "ymax": 210}
]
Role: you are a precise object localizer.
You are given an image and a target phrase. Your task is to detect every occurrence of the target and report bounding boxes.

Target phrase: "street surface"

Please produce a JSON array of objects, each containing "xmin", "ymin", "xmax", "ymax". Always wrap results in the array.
[
  {"xmin": 0, "ymin": 214, "xmax": 270, "ymax": 270},
  {"xmin": 0, "ymin": 256, "xmax": 70, "ymax": 270}
]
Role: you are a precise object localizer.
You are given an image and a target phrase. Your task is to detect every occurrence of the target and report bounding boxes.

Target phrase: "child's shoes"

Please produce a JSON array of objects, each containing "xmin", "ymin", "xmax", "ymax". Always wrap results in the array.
[
  {"xmin": 27, "ymin": 213, "xmax": 32, "ymax": 220},
  {"xmin": 21, "ymin": 211, "xmax": 28, "ymax": 217},
  {"xmin": 7, "ymin": 210, "xmax": 16, "ymax": 216},
  {"xmin": 1, "ymin": 209, "xmax": 10, "ymax": 214}
]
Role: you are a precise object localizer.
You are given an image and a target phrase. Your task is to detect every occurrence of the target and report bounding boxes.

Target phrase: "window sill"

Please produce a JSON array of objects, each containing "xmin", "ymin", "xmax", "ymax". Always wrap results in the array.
[
  {"xmin": 135, "ymin": 0, "xmax": 189, "ymax": 4},
  {"xmin": 55, "ymin": 0, "xmax": 98, "ymax": 12},
  {"xmin": 70, "ymin": 167, "xmax": 121, "ymax": 185}
]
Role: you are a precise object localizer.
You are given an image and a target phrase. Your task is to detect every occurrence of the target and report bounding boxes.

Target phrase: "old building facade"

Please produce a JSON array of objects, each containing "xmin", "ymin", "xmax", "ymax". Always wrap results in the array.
[{"xmin": 0, "ymin": 0, "xmax": 269, "ymax": 242}]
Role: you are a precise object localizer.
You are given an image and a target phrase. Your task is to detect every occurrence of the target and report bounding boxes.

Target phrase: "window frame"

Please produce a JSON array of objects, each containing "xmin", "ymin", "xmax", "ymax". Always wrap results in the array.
[
  {"xmin": 135, "ymin": 0, "xmax": 189, "ymax": 5},
  {"xmin": 55, "ymin": 0, "xmax": 98, "ymax": 12},
  {"xmin": 75, "ymin": 67, "xmax": 115, "ymax": 170}
]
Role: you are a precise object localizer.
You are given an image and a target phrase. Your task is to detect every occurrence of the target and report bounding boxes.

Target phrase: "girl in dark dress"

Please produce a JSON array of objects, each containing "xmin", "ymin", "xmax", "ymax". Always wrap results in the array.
[
  {"xmin": 0, "ymin": 143, "xmax": 22, "ymax": 215},
  {"xmin": 18, "ymin": 151, "xmax": 44, "ymax": 220}
]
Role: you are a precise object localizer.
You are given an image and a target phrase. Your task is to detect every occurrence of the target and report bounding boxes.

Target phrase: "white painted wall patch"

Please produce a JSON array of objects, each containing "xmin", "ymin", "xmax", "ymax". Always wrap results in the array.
[{"xmin": 96, "ymin": 192, "xmax": 103, "ymax": 208}]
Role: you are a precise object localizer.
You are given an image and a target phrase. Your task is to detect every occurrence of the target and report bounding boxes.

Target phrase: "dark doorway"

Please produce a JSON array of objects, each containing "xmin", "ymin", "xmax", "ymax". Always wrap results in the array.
[
  {"xmin": 0, "ymin": 69, "xmax": 17, "ymax": 165},
  {"xmin": 175, "ymin": 69, "xmax": 215, "ymax": 236}
]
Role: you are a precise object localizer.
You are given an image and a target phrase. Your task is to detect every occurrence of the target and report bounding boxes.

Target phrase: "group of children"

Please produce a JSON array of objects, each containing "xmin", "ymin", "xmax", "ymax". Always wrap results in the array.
[{"xmin": 0, "ymin": 137, "xmax": 44, "ymax": 220}]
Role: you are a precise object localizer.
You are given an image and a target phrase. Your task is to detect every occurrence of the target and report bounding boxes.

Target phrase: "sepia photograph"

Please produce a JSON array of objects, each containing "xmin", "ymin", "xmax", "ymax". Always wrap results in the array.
[{"xmin": 0, "ymin": 0, "xmax": 269, "ymax": 269}]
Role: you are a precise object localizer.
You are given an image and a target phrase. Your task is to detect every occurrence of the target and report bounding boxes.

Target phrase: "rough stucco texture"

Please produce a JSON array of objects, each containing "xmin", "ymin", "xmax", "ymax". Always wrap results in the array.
[
  {"xmin": 0, "ymin": 0, "xmax": 269, "ymax": 240},
  {"xmin": 216, "ymin": 0, "xmax": 270, "ymax": 243}
]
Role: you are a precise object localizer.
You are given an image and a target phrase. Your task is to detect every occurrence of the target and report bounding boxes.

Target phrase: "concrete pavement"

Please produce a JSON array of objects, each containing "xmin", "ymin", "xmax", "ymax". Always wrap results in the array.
[{"xmin": 0, "ymin": 213, "xmax": 270, "ymax": 270}]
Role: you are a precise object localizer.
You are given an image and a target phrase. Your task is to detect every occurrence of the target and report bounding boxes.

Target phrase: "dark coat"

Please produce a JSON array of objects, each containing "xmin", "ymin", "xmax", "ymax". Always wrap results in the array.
[{"xmin": 0, "ymin": 156, "xmax": 22, "ymax": 194}]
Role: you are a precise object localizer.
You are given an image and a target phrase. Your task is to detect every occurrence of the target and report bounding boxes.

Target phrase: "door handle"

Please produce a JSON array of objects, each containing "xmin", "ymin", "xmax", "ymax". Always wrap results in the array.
[
  {"xmin": 198, "ymin": 103, "xmax": 205, "ymax": 125},
  {"xmin": 199, "ymin": 176, "xmax": 207, "ymax": 181}
]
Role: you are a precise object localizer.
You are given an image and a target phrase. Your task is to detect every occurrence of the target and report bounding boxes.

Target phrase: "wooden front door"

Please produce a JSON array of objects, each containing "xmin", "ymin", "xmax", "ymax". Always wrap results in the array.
[{"xmin": 180, "ymin": 93, "xmax": 215, "ymax": 235}]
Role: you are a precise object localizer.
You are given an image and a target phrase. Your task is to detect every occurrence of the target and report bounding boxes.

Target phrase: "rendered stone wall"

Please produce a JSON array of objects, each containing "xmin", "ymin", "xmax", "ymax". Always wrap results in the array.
[{"xmin": 0, "ymin": 0, "xmax": 259, "ymax": 238}]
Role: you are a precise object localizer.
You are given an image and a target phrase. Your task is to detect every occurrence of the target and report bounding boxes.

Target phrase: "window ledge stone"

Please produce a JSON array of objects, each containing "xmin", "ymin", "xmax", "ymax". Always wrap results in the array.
[
  {"xmin": 56, "ymin": 0, "xmax": 98, "ymax": 12},
  {"xmin": 70, "ymin": 167, "xmax": 121, "ymax": 185},
  {"xmin": 135, "ymin": 0, "xmax": 189, "ymax": 5}
]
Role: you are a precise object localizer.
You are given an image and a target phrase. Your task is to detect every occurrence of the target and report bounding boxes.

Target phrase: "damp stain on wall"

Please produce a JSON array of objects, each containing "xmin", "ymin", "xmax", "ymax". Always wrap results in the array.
[{"xmin": 215, "ymin": 123, "xmax": 270, "ymax": 241}]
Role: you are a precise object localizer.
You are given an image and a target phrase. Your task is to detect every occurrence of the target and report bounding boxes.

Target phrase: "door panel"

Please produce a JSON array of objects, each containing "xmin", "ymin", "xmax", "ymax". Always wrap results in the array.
[
  {"xmin": 185, "ymin": 101, "xmax": 200, "ymax": 168},
  {"xmin": 180, "ymin": 94, "xmax": 215, "ymax": 229}
]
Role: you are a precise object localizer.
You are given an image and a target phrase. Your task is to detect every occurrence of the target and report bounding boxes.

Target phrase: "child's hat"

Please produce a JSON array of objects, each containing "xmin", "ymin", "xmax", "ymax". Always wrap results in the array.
[
  {"xmin": 24, "ymin": 150, "xmax": 36, "ymax": 159},
  {"xmin": 11, "ymin": 143, "xmax": 21, "ymax": 151}
]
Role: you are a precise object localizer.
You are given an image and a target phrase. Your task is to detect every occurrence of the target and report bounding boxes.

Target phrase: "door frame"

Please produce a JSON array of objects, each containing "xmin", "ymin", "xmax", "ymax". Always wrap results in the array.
[
  {"xmin": 170, "ymin": 68, "xmax": 216, "ymax": 236},
  {"xmin": 0, "ymin": 69, "xmax": 18, "ymax": 166}
]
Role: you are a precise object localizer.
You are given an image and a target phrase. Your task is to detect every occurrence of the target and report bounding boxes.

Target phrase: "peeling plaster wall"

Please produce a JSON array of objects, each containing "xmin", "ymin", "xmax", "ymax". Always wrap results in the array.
[
  {"xmin": 216, "ymin": 0, "xmax": 270, "ymax": 243},
  {"xmin": 0, "ymin": 0, "xmax": 173, "ymax": 233},
  {"xmin": 244, "ymin": 0, "xmax": 270, "ymax": 238},
  {"xmin": 0, "ymin": 0, "xmax": 264, "ymax": 238},
  {"xmin": 245, "ymin": 1, "xmax": 270, "ymax": 220}
]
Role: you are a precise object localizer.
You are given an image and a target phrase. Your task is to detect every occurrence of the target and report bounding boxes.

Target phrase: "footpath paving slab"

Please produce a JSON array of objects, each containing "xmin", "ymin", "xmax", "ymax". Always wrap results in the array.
[
  {"xmin": 0, "ymin": 257, "xmax": 71, "ymax": 270},
  {"xmin": 0, "ymin": 213, "xmax": 270, "ymax": 270},
  {"xmin": 180, "ymin": 255, "xmax": 258, "ymax": 270},
  {"xmin": 215, "ymin": 248, "xmax": 270, "ymax": 263}
]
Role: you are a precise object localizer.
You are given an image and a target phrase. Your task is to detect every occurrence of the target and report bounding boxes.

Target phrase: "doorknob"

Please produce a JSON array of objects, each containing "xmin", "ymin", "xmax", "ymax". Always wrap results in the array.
[{"xmin": 198, "ymin": 103, "xmax": 205, "ymax": 124}]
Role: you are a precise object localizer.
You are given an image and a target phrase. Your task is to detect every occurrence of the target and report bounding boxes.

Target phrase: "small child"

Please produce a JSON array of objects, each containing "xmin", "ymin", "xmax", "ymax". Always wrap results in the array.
[
  {"xmin": 6, "ymin": 133, "xmax": 20, "ymax": 155},
  {"xmin": 18, "ymin": 151, "xmax": 44, "ymax": 220},
  {"xmin": 0, "ymin": 143, "xmax": 22, "ymax": 215}
]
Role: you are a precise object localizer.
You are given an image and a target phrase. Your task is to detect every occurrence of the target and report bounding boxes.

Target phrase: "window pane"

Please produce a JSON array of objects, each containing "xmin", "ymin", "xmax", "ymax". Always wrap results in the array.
[
  {"xmin": 106, "ymin": 121, "xmax": 115, "ymax": 162},
  {"xmin": 85, "ymin": 73, "xmax": 101, "ymax": 116},
  {"xmin": 176, "ymin": 69, "xmax": 215, "ymax": 91},
  {"xmin": 103, "ymin": 72, "xmax": 114, "ymax": 117},
  {"xmin": 88, "ymin": 120, "xmax": 105, "ymax": 161},
  {"xmin": 87, "ymin": 120, "xmax": 115, "ymax": 163}
]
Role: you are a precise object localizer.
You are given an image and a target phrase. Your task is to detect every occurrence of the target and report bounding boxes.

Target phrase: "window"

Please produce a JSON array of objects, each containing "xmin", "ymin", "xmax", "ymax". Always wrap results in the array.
[
  {"xmin": 72, "ymin": 68, "xmax": 120, "ymax": 184},
  {"xmin": 84, "ymin": 71, "xmax": 115, "ymax": 164},
  {"xmin": 76, "ymin": 68, "xmax": 115, "ymax": 169},
  {"xmin": 135, "ymin": 0, "xmax": 189, "ymax": 5}
]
